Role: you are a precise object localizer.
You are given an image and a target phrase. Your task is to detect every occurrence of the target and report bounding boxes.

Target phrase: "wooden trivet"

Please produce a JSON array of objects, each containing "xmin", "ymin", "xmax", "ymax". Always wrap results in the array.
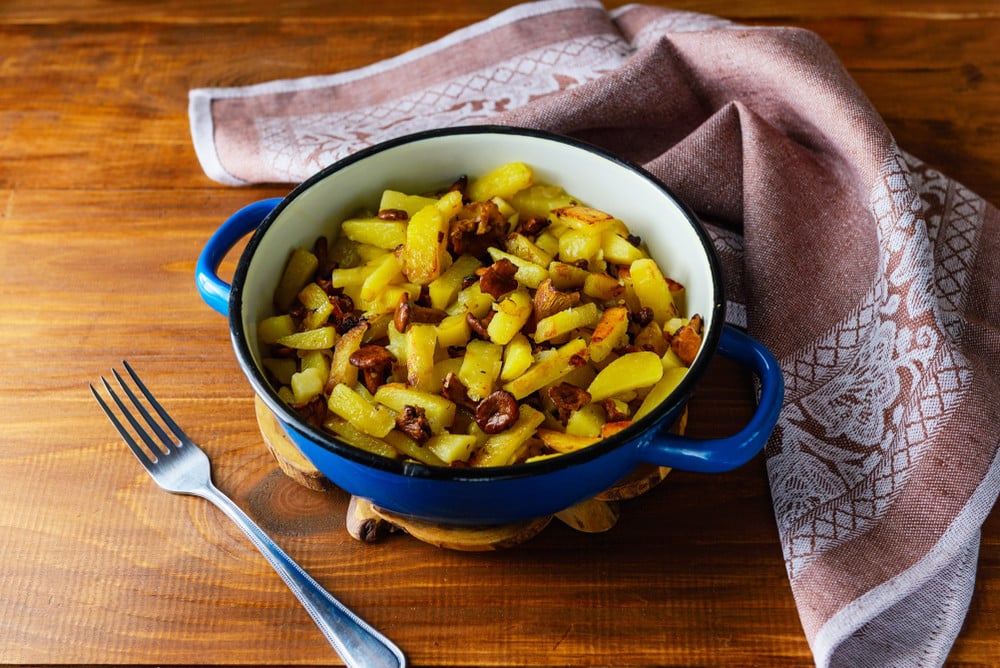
[{"xmin": 254, "ymin": 395, "xmax": 684, "ymax": 550}]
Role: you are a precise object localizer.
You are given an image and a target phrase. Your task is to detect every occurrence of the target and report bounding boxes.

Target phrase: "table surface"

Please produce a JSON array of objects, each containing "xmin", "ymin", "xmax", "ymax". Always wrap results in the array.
[{"xmin": 2, "ymin": 1, "xmax": 998, "ymax": 666}]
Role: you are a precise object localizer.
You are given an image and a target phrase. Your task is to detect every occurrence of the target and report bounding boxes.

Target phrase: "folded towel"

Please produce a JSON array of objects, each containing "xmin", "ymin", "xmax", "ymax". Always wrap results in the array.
[{"xmin": 189, "ymin": 1, "xmax": 1000, "ymax": 665}]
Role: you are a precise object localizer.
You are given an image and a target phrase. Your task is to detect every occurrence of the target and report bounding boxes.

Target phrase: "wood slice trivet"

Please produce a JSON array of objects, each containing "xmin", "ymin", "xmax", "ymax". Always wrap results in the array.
[
  {"xmin": 254, "ymin": 396, "xmax": 685, "ymax": 550},
  {"xmin": 254, "ymin": 396, "xmax": 331, "ymax": 492}
]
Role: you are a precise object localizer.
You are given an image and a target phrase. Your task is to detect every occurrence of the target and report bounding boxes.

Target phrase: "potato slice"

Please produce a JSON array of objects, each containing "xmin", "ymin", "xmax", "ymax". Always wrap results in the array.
[
  {"xmin": 500, "ymin": 332, "xmax": 533, "ymax": 381},
  {"xmin": 586, "ymin": 351, "xmax": 663, "ymax": 402},
  {"xmin": 323, "ymin": 416, "xmax": 398, "ymax": 459},
  {"xmin": 274, "ymin": 247, "xmax": 319, "ymax": 311},
  {"xmin": 467, "ymin": 161, "xmax": 533, "ymax": 202},
  {"xmin": 458, "ymin": 339, "xmax": 504, "ymax": 401},
  {"xmin": 634, "ymin": 367, "xmax": 688, "ymax": 421},
  {"xmin": 302, "ymin": 302, "xmax": 333, "ymax": 330},
  {"xmin": 276, "ymin": 326, "xmax": 337, "ymax": 351},
  {"xmin": 534, "ymin": 231, "xmax": 560, "ymax": 256},
  {"xmin": 510, "ymin": 183, "xmax": 576, "ymax": 219},
  {"xmin": 435, "ymin": 189, "xmax": 464, "ymax": 221},
  {"xmin": 367, "ymin": 283, "xmax": 420, "ymax": 316},
  {"xmin": 600, "ymin": 421, "xmax": 632, "ymax": 439},
  {"xmin": 378, "ymin": 189, "xmax": 437, "ymax": 217},
  {"xmin": 566, "ymin": 403, "xmax": 605, "ymax": 438},
  {"xmin": 582, "ymin": 272, "xmax": 623, "ymax": 302},
  {"xmin": 473, "ymin": 405, "xmax": 546, "ymax": 467},
  {"xmin": 405, "ymin": 324, "xmax": 438, "ymax": 392},
  {"xmin": 290, "ymin": 366, "xmax": 325, "ymax": 405},
  {"xmin": 382, "ymin": 430, "xmax": 448, "ymax": 467},
  {"xmin": 297, "ymin": 282, "xmax": 329, "ymax": 310},
  {"xmin": 327, "ymin": 320, "xmax": 367, "ymax": 390},
  {"xmin": 373, "ymin": 382, "xmax": 457, "ymax": 434},
  {"xmin": 341, "ymin": 219, "xmax": 407, "ymax": 249},
  {"xmin": 506, "ymin": 233, "xmax": 553, "ymax": 267},
  {"xmin": 588, "ymin": 305, "xmax": 629, "ymax": 363},
  {"xmin": 400, "ymin": 203, "xmax": 449, "ymax": 285},
  {"xmin": 384, "ymin": 320, "xmax": 407, "ymax": 364},
  {"xmin": 330, "ymin": 262, "xmax": 377, "ymax": 290},
  {"xmin": 533, "ymin": 302, "xmax": 600, "ymax": 343},
  {"xmin": 447, "ymin": 282, "xmax": 494, "ymax": 319},
  {"xmin": 551, "ymin": 205, "xmax": 615, "ymax": 229},
  {"xmin": 425, "ymin": 433, "xmax": 479, "ymax": 464},
  {"xmin": 262, "ymin": 357, "xmax": 297, "ymax": 386},
  {"xmin": 258, "ymin": 314, "xmax": 296, "ymax": 345},
  {"xmin": 300, "ymin": 350, "xmax": 330, "ymax": 379},
  {"xmin": 435, "ymin": 312, "xmax": 471, "ymax": 348},
  {"xmin": 630, "ymin": 258, "xmax": 679, "ymax": 324},
  {"xmin": 547, "ymin": 261, "xmax": 590, "ymax": 290},
  {"xmin": 601, "ymin": 229, "xmax": 646, "ymax": 265},
  {"xmin": 537, "ymin": 428, "xmax": 600, "ymax": 453},
  {"xmin": 428, "ymin": 253, "xmax": 482, "ymax": 311},
  {"xmin": 503, "ymin": 338, "xmax": 588, "ymax": 400},
  {"xmin": 327, "ymin": 383, "xmax": 396, "ymax": 437},
  {"xmin": 488, "ymin": 288, "xmax": 532, "ymax": 345},
  {"xmin": 557, "ymin": 228, "xmax": 602, "ymax": 267},
  {"xmin": 661, "ymin": 346, "xmax": 686, "ymax": 370},
  {"xmin": 359, "ymin": 252, "xmax": 404, "ymax": 304},
  {"xmin": 634, "ymin": 321, "xmax": 669, "ymax": 357}
]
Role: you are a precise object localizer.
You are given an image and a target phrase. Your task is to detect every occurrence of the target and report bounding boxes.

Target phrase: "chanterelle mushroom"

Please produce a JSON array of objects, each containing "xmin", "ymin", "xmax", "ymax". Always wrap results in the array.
[
  {"xmin": 447, "ymin": 200, "xmax": 507, "ymax": 260},
  {"xmin": 349, "ymin": 345, "xmax": 396, "ymax": 394},
  {"xmin": 532, "ymin": 278, "xmax": 580, "ymax": 321}
]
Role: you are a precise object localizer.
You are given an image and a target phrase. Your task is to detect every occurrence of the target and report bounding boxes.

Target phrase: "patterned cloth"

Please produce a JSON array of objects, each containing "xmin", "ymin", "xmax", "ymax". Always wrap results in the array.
[{"xmin": 189, "ymin": 1, "xmax": 1000, "ymax": 665}]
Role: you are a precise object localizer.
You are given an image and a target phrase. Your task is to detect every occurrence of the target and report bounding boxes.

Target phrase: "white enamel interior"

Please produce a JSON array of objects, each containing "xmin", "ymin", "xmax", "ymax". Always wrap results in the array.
[{"xmin": 239, "ymin": 131, "xmax": 717, "ymax": 372}]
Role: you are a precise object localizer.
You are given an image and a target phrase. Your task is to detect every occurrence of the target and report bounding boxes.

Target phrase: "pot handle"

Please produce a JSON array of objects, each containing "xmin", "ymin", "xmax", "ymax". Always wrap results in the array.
[
  {"xmin": 641, "ymin": 325, "xmax": 784, "ymax": 473},
  {"xmin": 195, "ymin": 198, "xmax": 282, "ymax": 316}
]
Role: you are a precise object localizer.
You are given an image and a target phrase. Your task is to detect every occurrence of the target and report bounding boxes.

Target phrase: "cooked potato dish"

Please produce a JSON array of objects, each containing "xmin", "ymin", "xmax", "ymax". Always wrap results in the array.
[{"xmin": 260, "ymin": 162, "xmax": 703, "ymax": 467}]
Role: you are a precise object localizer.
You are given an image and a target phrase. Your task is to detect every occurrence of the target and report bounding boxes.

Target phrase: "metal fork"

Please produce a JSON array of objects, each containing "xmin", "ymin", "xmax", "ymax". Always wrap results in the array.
[{"xmin": 91, "ymin": 361, "xmax": 406, "ymax": 668}]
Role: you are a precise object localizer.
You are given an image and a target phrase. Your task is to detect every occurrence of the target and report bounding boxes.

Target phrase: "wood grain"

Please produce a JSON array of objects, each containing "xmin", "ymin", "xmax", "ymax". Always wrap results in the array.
[{"xmin": 0, "ymin": 1, "xmax": 997, "ymax": 666}]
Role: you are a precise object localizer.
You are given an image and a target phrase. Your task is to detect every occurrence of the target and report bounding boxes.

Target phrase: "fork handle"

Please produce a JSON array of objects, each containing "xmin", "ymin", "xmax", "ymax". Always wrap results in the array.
[{"xmin": 194, "ymin": 481, "xmax": 406, "ymax": 667}]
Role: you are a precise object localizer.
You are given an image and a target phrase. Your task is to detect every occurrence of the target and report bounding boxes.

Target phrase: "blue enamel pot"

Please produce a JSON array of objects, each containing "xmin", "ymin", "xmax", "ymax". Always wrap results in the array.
[{"xmin": 195, "ymin": 126, "xmax": 783, "ymax": 526}]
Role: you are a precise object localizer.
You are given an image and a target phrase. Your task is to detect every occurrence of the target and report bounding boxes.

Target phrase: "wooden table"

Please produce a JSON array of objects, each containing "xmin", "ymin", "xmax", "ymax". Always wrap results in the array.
[{"xmin": 2, "ymin": 1, "xmax": 997, "ymax": 665}]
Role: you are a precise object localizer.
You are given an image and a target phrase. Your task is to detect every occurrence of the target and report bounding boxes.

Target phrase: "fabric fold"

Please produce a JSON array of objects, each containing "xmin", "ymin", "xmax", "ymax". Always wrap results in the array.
[{"xmin": 188, "ymin": 2, "xmax": 1000, "ymax": 665}]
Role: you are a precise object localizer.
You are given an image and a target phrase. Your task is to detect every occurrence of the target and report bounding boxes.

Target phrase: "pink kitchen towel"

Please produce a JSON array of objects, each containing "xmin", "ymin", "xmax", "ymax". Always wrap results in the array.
[{"xmin": 188, "ymin": 1, "xmax": 1000, "ymax": 665}]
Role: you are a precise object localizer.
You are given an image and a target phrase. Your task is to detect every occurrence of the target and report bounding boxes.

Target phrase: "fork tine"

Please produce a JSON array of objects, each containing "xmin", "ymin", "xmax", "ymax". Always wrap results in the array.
[
  {"xmin": 121, "ymin": 360, "xmax": 193, "ymax": 446},
  {"xmin": 111, "ymin": 367, "xmax": 176, "ymax": 454},
  {"xmin": 100, "ymin": 375, "xmax": 170, "ymax": 458},
  {"xmin": 90, "ymin": 381, "xmax": 157, "ymax": 469}
]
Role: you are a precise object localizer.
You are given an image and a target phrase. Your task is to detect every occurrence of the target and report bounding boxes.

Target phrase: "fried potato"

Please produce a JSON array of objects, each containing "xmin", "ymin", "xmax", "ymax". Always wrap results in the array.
[
  {"xmin": 399, "ymin": 203, "xmax": 449, "ymax": 285},
  {"xmin": 533, "ymin": 302, "xmax": 600, "ymax": 343},
  {"xmin": 467, "ymin": 161, "xmax": 533, "ymax": 202},
  {"xmin": 373, "ymin": 383, "xmax": 457, "ymax": 434},
  {"xmin": 503, "ymin": 338, "xmax": 588, "ymax": 400},
  {"xmin": 588, "ymin": 305, "xmax": 629, "ymax": 363},
  {"xmin": 630, "ymin": 258, "xmax": 679, "ymax": 324},
  {"xmin": 274, "ymin": 247, "xmax": 319, "ymax": 311},
  {"xmin": 459, "ymin": 339, "xmax": 504, "ymax": 401},
  {"xmin": 428, "ymin": 253, "xmax": 482, "ymax": 311},
  {"xmin": 341, "ymin": 218, "xmax": 407, "ymax": 249},
  {"xmin": 473, "ymin": 405, "xmax": 546, "ymax": 467},
  {"xmin": 587, "ymin": 351, "xmax": 664, "ymax": 403},
  {"xmin": 488, "ymin": 288, "xmax": 532, "ymax": 345},
  {"xmin": 327, "ymin": 383, "xmax": 396, "ymax": 437}
]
